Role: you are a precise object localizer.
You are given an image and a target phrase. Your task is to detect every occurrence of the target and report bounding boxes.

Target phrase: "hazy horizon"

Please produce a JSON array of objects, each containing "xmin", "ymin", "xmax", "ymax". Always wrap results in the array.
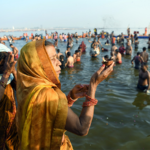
[{"xmin": 1, "ymin": 0, "xmax": 150, "ymax": 29}]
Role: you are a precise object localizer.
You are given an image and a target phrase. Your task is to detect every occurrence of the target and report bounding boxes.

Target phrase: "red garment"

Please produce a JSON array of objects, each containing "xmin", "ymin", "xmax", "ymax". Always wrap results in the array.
[
  {"xmin": 119, "ymin": 46, "xmax": 125, "ymax": 54},
  {"xmin": 80, "ymin": 41, "xmax": 86, "ymax": 52}
]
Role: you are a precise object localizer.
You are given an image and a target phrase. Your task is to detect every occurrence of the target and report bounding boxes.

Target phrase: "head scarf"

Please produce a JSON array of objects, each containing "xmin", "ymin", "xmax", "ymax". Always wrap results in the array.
[
  {"xmin": 80, "ymin": 41, "xmax": 86, "ymax": 52},
  {"xmin": 17, "ymin": 40, "xmax": 68, "ymax": 150}
]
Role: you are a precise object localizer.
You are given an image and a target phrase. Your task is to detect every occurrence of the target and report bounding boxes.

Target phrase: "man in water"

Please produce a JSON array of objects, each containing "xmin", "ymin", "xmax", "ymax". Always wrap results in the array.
[
  {"xmin": 116, "ymin": 49, "xmax": 122, "ymax": 64},
  {"xmin": 65, "ymin": 46, "xmax": 70, "ymax": 57},
  {"xmin": 126, "ymin": 42, "xmax": 132, "ymax": 55},
  {"xmin": 56, "ymin": 49, "xmax": 63, "ymax": 60},
  {"xmin": 111, "ymin": 44, "xmax": 118, "ymax": 53},
  {"xmin": 65, "ymin": 52, "xmax": 74, "ymax": 67},
  {"xmin": 10, "ymin": 44, "xmax": 19, "ymax": 60},
  {"xmin": 137, "ymin": 63, "xmax": 150, "ymax": 92},
  {"xmin": 140, "ymin": 47, "xmax": 148, "ymax": 63},
  {"xmin": 127, "ymin": 28, "xmax": 130, "ymax": 36},
  {"xmin": 131, "ymin": 52, "xmax": 143, "ymax": 69}
]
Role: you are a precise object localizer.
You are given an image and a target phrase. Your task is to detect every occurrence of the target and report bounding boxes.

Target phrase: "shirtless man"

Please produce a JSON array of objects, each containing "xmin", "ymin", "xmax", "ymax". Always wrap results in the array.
[
  {"xmin": 57, "ymin": 49, "xmax": 63, "ymax": 60},
  {"xmin": 131, "ymin": 52, "xmax": 143, "ymax": 69},
  {"xmin": 73, "ymin": 50, "xmax": 78, "ymax": 63},
  {"xmin": 111, "ymin": 44, "xmax": 118, "ymax": 53},
  {"xmin": 127, "ymin": 28, "xmax": 130, "ymax": 36},
  {"xmin": 140, "ymin": 47, "xmax": 148, "ymax": 62},
  {"xmin": 65, "ymin": 52, "xmax": 74, "ymax": 68},
  {"xmin": 116, "ymin": 49, "xmax": 122, "ymax": 64},
  {"xmin": 126, "ymin": 42, "xmax": 132, "ymax": 55},
  {"xmin": 10, "ymin": 44, "xmax": 19, "ymax": 60},
  {"xmin": 65, "ymin": 46, "xmax": 70, "ymax": 57},
  {"xmin": 137, "ymin": 63, "xmax": 150, "ymax": 92}
]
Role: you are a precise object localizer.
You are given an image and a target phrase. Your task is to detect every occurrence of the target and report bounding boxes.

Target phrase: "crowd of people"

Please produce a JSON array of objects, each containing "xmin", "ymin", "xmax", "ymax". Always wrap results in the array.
[{"xmin": 0, "ymin": 28, "xmax": 150, "ymax": 149}]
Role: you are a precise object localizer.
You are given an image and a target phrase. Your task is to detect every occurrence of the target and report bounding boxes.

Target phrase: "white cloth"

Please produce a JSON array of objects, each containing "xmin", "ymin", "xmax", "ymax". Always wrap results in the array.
[{"xmin": 0, "ymin": 44, "xmax": 12, "ymax": 52}]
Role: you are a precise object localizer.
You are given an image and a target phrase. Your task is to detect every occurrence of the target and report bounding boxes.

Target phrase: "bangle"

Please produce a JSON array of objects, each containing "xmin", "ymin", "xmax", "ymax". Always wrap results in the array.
[
  {"xmin": 0, "ymin": 80, "xmax": 7, "ymax": 89},
  {"xmin": 82, "ymin": 94, "xmax": 98, "ymax": 107},
  {"xmin": 67, "ymin": 91, "xmax": 77, "ymax": 107}
]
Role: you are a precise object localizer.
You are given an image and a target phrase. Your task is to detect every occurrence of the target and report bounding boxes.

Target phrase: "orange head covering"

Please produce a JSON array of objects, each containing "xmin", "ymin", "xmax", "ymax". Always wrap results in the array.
[{"xmin": 17, "ymin": 40, "xmax": 69, "ymax": 150}]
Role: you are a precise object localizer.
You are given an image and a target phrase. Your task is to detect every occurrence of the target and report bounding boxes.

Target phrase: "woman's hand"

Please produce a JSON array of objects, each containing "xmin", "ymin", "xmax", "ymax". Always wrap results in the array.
[
  {"xmin": 70, "ymin": 84, "xmax": 89, "ymax": 99},
  {"xmin": 3, "ymin": 52, "xmax": 17, "ymax": 78},
  {"xmin": 89, "ymin": 62, "xmax": 114, "ymax": 91}
]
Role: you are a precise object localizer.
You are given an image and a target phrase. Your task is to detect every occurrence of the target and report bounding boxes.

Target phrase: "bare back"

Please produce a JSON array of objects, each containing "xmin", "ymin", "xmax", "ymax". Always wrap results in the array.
[{"xmin": 141, "ymin": 51, "xmax": 148, "ymax": 62}]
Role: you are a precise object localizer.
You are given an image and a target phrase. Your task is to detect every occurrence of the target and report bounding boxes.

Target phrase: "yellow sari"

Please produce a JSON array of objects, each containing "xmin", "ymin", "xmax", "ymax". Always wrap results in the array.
[
  {"xmin": 0, "ymin": 84, "xmax": 19, "ymax": 150},
  {"xmin": 17, "ymin": 40, "xmax": 73, "ymax": 150}
]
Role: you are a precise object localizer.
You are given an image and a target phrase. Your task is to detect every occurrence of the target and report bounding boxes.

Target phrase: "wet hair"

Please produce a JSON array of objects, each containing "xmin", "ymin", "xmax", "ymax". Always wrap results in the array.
[
  {"xmin": 57, "ymin": 49, "xmax": 60, "ymax": 53},
  {"xmin": 142, "ymin": 62, "xmax": 148, "ymax": 67},
  {"xmin": 67, "ymin": 46, "xmax": 70, "ymax": 50},
  {"xmin": 143, "ymin": 47, "xmax": 146, "ymax": 51},
  {"xmin": 60, "ymin": 55, "xmax": 64, "ymax": 61},
  {"xmin": 135, "ymin": 37, "xmax": 138, "ymax": 40},
  {"xmin": 116, "ymin": 49, "xmax": 119, "ymax": 53},
  {"xmin": 75, "ymin": 50, "xmax": 78, "ymax": 54},
  {"xmin": 10, "ymin": 44, "xmax": 13, "ymax": 47},
  {"xmin": 137, "ymin": 52, "xmax": 140, "ymax": 55},
  {"xmin": 45, "ymin": 41, "xmax": 54, "ymax": 47},
  {"xmin": 67, "ymin": 52, "xmax": 71, "ymax": 57},
  {"xmin": 104, "ymin": 55, "xmax": 109, "ymax": 59}
]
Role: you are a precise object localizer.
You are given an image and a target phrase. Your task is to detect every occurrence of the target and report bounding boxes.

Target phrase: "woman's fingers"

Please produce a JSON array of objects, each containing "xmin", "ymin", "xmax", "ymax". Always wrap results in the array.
[{"xmin": 97, "ymin": 64, "xmax": 105, "ymax": 74}]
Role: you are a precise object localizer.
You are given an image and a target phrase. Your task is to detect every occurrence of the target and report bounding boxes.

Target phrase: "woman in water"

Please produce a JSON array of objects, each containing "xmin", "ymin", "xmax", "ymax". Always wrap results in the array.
[
  {"xmin": 79, "ymin": 41, "xmax": 86, "ymax": 53},
  {"xmin": 137, "ymin": 62, "xmax": 150, "ymax": 92},
  {"xmin": 16, "ymin": 40, "xmax": 114, "ymax": 149}
]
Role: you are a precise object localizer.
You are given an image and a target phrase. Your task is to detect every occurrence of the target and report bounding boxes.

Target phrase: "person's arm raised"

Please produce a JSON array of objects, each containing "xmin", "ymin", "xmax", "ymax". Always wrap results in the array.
[
  {"xmin": 65, "ymin": 63, "xmax": 114, "ymax": 136},
  {"xmin": 0, "ymin": 53, "xmax": 16, "ymax": 102}
]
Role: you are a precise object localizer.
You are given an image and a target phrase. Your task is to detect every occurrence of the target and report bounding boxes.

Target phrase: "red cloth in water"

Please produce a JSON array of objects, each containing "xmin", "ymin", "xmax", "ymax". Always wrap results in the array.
[
  {"xmin": 119, "ymin": 46, "xmax": 125, "ymax": 54},
  {"xmin": 80, "ymin": 41, "xmax": 86, "ymax": 52}
]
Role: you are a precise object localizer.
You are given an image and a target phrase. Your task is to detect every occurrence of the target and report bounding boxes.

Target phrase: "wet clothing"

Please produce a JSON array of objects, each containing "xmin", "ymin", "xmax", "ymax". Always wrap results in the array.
[
  {"xmin": 137, "ymin": 84, "xmax": 148, "ymax": 91},
  {"xmin": 134, "ymin": 56, "xmax": 141, "ymax": 69}
]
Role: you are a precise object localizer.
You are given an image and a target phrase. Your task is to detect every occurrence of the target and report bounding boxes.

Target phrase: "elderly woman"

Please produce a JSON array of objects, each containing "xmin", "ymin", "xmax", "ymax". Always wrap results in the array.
[
  {"xmin": 0, "ymin": 44, "xmax": 19, "ymax": 149},
  {"xmin": 17, "ymin": 40, "xmax": 114, "ymax": 150}
]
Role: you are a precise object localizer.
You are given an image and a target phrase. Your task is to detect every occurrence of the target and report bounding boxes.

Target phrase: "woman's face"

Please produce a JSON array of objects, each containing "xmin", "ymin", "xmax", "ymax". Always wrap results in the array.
[{"xmin": 45, "ymin": 46, "xmax": 61, "ymax": 78}]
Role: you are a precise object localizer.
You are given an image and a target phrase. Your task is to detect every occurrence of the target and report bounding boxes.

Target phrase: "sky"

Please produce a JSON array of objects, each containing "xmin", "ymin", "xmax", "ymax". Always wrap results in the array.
[{"xmin": 1, "ymin": 0, "xmax": 150, "ymax": 29}]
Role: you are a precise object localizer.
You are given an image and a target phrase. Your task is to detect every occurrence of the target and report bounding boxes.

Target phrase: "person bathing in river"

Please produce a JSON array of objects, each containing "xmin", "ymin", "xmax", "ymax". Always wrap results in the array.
[
  {"xmin": 111, "ymin": 44, "xmax": 118, "ymax": 53},
  {"xmin": 119, "ymin": 44, "xmax": 126, "ymax": 55},
  {"xmin": 97, "ymin": 37, "xmax": 102, "ymax": 47},
  {"xmin": 147, "ymin": 38, "xmax": 150, "ymax": 49},
  {"xmin": 140, "ymin": 47, "xmax": 148, "ymax": 63},
  {"xmin": 116, "ymin": 49, "xmax": 122, "ymax": 64},
  {"xmin": 101, "ymin": 47, "xmax": 108, "ymax": 52},
  {"xmin": 79, "ymin": 41, "xmax": 86, "ymax": 53},
  {"xmin": 131, "ymin": 52, "xmax": 143, "ymax": 69},
  {"xmin": 59, "ymin": 55, "xmax": 65, "ymax": 69},
  {"xmin": 73, "ymin": 50, "xmax": 78, "ymax": 63},
  {"xmin": 105, "ymin": 39, "xmax": 110, "ymax": 45},
  {"xmin": 65, "ymin": 46, "xmax": 70, "ymax": 58},
  {"xmin": 110, "ymin": 51, "xmax": 116, "ymax": 62},
  {"xmin": 56, "ymin": 49, "xmax": 63, "ymax": 60},
  {"xmin": 134, "ymin": 37, "xmax": 139, "ymax": 49},
  {"xmin": 10, "ymin": 44, "xmax": 19, "ymax": 60},
  {"xmin": 76, "ymin": 50, "xmax": 81, "ymax": 62},
  {"xmin": 131, "ymin": 34, "xmax": 134, "ymax": 44},
  {"xmin": 137, "ymin": 63, "xmax": 150, "ymax": 92},
  {"xmin": 126, "ymin": 42, "xmax": 132, "ymax": 55},
  {"xmin": 90, "ymin": 45, "xmax": 100, "ymax": 57},
  {"xmin": 65, "ymin": 52, "xmax": 74, "ymax": 68}
]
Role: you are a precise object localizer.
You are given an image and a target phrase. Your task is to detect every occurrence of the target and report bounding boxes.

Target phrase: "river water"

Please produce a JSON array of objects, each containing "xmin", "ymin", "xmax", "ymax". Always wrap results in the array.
[{"xmin": 2, "ymin": 31, "xmax": 150, "ymax": 149}]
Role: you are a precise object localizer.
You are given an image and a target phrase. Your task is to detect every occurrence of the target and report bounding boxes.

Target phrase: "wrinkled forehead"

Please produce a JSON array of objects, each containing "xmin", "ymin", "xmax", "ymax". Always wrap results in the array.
[{"xmin": 45, "ymin": 46, "xmax": 56, "ymax": 58}]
